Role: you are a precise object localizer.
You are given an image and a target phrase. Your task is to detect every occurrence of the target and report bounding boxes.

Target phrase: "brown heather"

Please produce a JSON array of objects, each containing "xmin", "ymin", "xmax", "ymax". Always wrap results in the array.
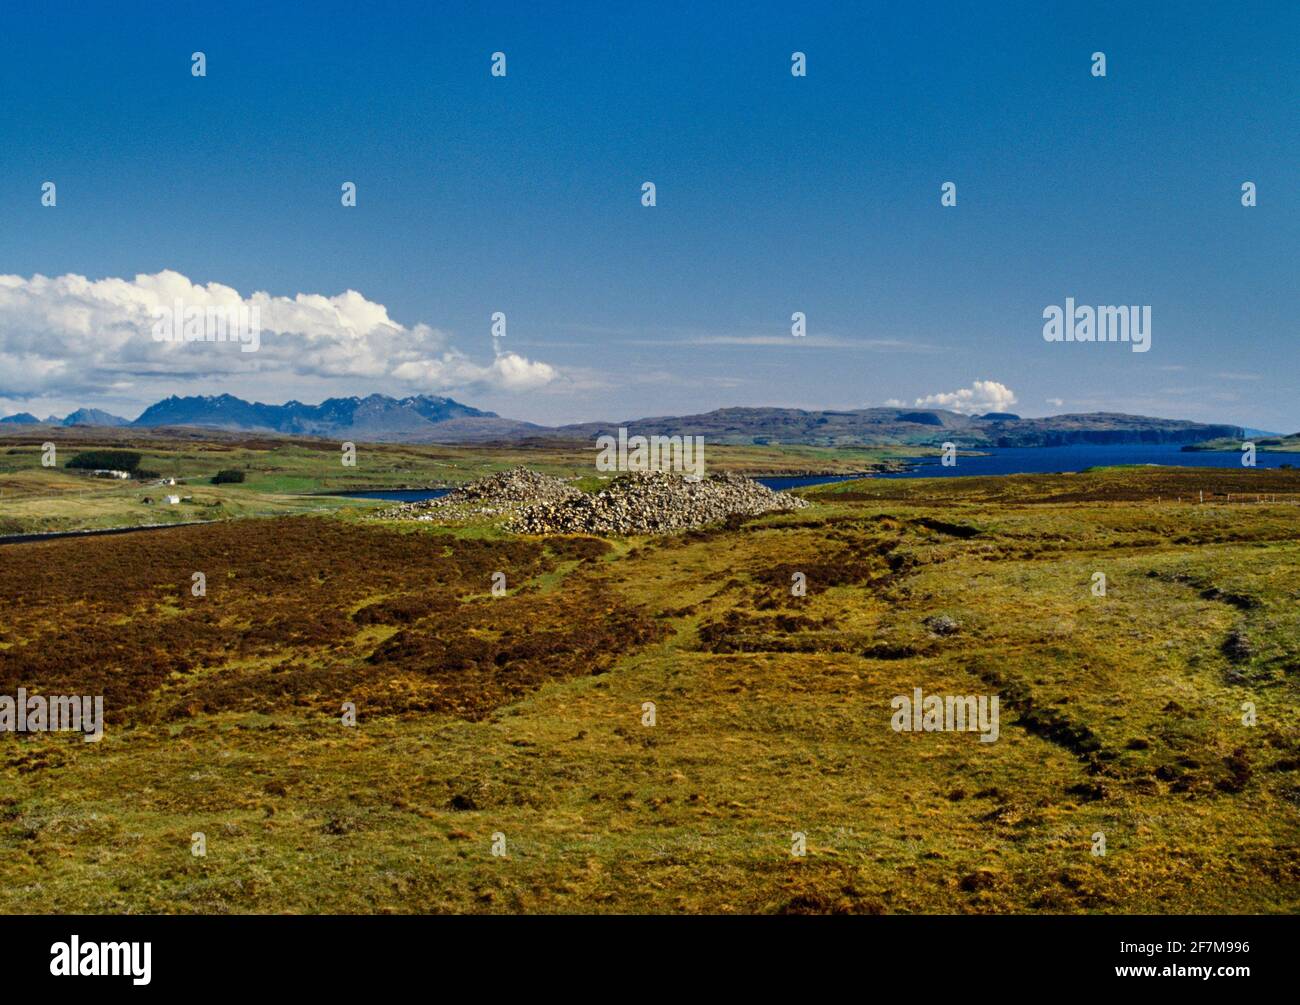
[{"xmin": 0, "ymin": 462, "xmax": 1297, "ymax": 914}]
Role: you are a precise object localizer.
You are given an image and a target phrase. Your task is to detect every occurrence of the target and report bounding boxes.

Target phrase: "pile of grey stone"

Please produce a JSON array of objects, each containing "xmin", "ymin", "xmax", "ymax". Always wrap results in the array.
[
  {"xmin": 373, "ymin": 466, "xmax": 581, "ymax": 522},
  {"xmin": 509, "ymin": 471, "xmax": 807, "ymax": 535},
  {"xmin": 375, "ymin": 467, "xmax": 807, "ymax": 534}
]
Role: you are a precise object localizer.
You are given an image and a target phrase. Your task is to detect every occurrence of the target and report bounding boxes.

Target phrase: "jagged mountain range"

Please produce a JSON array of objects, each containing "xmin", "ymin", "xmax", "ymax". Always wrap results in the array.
[
  {"xmin": 0, "ymin": 394, "xmax": 539, "ymax": 441},
  {"xmin": 130, "ymin": 393, "xmax": 534, "ymax": 440},
  {"xmin": 0, "ymin": 394, "xmax": 1249, "ymax": 447},
  {"xmin": 0, "ymin": 407, "xmax": 132, "ymax": 427}
]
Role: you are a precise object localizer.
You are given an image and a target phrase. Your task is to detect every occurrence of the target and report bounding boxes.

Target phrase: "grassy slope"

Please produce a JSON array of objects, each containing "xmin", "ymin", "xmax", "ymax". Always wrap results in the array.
[
  {"xmin": 0, "ymin": 434, "xmax": 920, "ymax": 535},
  {"xmin": 1188, "ymin": 434, "xmax": 1300, "ymax": 453},
  {"xmin": 0, "ymin": 467, "xmax": 1297, "ymax": 913}
]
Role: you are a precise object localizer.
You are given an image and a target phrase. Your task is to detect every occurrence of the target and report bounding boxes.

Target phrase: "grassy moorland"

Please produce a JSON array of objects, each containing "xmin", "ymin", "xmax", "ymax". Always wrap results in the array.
[
  {"xmin": 1187, "ymin": 433, "xmax": 1300, "ymax": 454},
  {"xmin": 0, "ymin": 430, "xmax": 920, "ymax": 535},
  {"xmin": 0, "ymin": 464, "xmax": 1296, "ymax": 914}
]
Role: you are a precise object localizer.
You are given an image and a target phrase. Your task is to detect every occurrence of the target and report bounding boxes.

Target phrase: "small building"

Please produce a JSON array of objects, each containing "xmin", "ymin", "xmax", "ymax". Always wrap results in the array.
[
  {"xmin": 165, "ymin": 495, "xmax": 181, "ymax": 505},
  {"xmin": 92, "ymin": 469, "xmax": 131, "ymax": 479}
]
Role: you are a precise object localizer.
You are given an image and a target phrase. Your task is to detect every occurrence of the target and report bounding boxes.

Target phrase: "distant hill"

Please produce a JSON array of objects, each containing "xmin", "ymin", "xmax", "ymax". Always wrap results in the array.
[
  {"xmin": 548, "ymin": 408, "xmax": 1243, "ymax": 449},
  {"xmin": 0, "ymin": 408, "xmax": 130, "ymax": 426},
  {"xmin": 1186, "ymin": 432, "xmax": 1300, "ymax": 453},
  {"xmin": 0, "ymin": 396, "xmax": 1244, "ymax": 447},
  {"xmin": 129, "ymin": 392, "xmax": 540, "ymax": 442},
  {"xmin": 978, "ymin": 412, "xmax": 1244, "ymax": 448},
  {"xmin": 57, "ymin": 408, "xmax": 131, "ymax": 427}
]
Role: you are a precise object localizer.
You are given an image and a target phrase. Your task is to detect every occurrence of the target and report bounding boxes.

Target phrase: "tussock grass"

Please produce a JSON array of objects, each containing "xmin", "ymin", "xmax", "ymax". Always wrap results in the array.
[{"xmin": 0, "ymin": 465, "xmax": 1296, "ymax": 913}]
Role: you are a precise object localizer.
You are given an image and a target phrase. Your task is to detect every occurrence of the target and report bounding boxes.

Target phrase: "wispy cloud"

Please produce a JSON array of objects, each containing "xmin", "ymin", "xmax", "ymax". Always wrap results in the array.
[{"xmin": 630, "ymin": 333, "xmax": 940, "ymax": 353}]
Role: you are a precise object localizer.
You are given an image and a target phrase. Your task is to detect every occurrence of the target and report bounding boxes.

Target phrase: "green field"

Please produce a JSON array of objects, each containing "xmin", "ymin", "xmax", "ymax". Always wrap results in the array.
[
  {"xmin": 0, "ymin": 430, "xmax": 923, "ymax": 535},
  {"xmin": 1188, "ymin": 433, "xmax": 1300, "ymax": 454},
  {"xmin": 1, "ymin": 455, "xmax": 1296, "ymax": 914}
]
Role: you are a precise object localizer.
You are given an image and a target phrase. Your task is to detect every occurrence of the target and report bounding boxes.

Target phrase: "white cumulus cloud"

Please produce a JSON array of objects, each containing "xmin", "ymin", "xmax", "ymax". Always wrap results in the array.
[
  {"xmin": 0, "ymin": 270, "xmax": 559, "ymax": 400},
  {"xmin": 911, "ymin": 380, "xmax": 1018, "ymax": 415}
]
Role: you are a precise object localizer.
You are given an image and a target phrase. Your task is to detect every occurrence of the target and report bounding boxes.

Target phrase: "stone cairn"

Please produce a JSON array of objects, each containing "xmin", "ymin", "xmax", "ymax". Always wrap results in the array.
[{"xmin": 373, "ymin": 466, "xmax": 808, "ymax": 534}]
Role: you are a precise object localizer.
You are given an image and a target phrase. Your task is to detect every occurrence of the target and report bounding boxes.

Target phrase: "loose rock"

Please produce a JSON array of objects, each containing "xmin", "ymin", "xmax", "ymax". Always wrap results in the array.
[
  {"xmin": 372, "ymin": 467, "xmax": 808, "ymax": 535},
  {"xmin": 510, "ymin": 471, "xmax": 807, "ymax": 535},
  {"xmin": 373, "ymin": 467, "xmax": 581, "ymax": 522}
]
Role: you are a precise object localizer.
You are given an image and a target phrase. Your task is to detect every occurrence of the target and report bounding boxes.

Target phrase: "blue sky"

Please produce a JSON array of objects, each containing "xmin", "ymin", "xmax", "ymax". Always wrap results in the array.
[{"xmin": 0, "ymin": 0, "xmax": 1295, "ymax": 429}]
